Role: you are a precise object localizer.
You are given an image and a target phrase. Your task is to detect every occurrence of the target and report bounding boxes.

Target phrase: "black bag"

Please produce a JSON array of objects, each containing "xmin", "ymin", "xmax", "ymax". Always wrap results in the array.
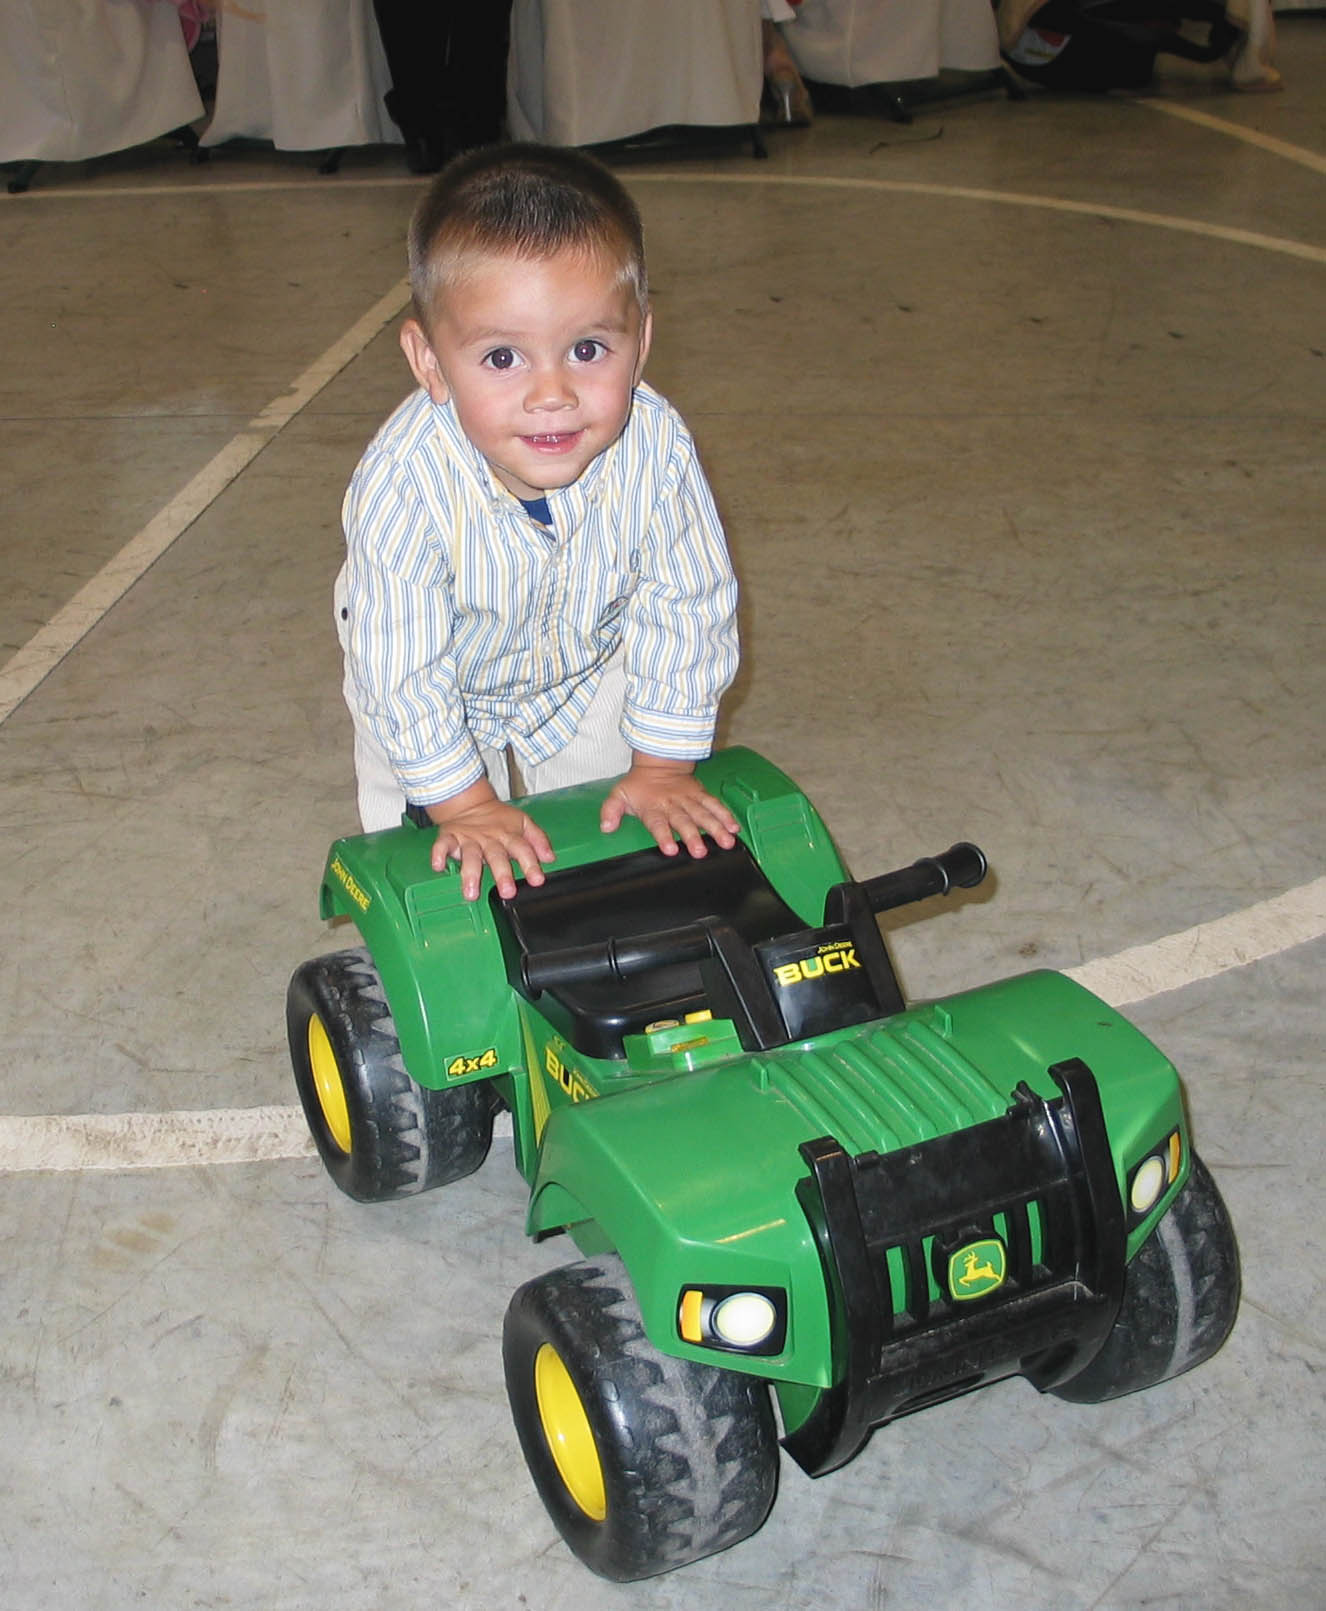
[{"xmin": 1003, "ymin": 0, "xmax": 1240, "ymax": 91}]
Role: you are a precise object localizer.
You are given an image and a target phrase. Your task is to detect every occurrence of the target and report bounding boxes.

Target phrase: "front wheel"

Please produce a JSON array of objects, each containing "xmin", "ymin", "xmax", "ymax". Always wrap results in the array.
[
  {"xmin": 503, "ymin": 1256, "xmax": 779, "ymax": 1581},
  {"xmin": 287, "ymin": 947, "xmax": 494, "ymax": 1202},
  {"xmin": 1052, "ymin": 1152, "xmax": 1240, "ymax": 1403}
]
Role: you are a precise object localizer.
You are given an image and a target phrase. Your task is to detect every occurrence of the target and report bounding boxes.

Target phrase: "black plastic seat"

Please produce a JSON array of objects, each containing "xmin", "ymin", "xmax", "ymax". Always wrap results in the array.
[{"xmin": 500, "ymin": 840, "xmax": 803, "ymax": 1059}]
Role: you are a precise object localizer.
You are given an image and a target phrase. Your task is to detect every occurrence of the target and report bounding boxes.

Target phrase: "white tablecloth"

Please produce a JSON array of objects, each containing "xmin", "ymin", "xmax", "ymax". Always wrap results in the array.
[
  {"xmin": 0, "ymin": 0, "xmax": 204, "ymax": 164},
  {"xmin": 782, "ymin": 0, "xmax": 1001, "ymax": 85},
  {"xmin": 507, "ymin": 0, "xmax": 764, "ymax": 146},
  {"xmin": 201, "ymin": 0, "xmax": 399, "ymax": 151}
]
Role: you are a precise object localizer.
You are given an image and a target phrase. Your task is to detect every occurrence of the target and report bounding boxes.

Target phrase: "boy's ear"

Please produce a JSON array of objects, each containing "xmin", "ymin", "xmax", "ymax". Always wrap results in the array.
[
  {"xmin": 400, "ymin": 318, "xmax": 450, "ymax": 404},
  {"xmin": 633, "ymin": 306, "xmax": 654, "ymax": 384}
]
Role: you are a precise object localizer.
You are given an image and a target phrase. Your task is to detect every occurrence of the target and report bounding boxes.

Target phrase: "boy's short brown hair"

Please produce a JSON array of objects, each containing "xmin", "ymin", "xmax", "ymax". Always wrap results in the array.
[{"xmin": 407, "ymin": 143, "xmax": 648, "ymax": 325}]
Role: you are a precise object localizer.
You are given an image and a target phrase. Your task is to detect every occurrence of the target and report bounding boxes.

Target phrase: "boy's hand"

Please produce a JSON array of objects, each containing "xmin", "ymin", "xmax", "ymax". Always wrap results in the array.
[
  {"xmin": 425, "ymin": 779, "xmax": 554, "ymax": 901},
  {"xmin": 600, "ymin": 755, "xmax": 740, "ymax": 860}
]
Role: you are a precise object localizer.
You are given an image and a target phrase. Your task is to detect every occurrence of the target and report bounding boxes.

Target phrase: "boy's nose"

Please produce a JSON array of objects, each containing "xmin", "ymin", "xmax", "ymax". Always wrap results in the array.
[{"xmin": 525, "ymin": 364, "xmax": 576, "ymax": 411}]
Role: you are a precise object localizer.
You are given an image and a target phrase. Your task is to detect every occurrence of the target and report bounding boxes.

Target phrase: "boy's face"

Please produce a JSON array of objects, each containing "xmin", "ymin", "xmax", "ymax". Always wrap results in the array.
[{"xmin": 400, "ymin": 246, "xmax": 652, "ymax": 502}]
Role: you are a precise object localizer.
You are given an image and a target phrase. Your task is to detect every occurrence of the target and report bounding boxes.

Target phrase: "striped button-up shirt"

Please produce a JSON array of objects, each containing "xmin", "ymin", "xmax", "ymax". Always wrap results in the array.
[{"xmin": 337, "ymin": 381, "xmax": 738, "ymax": 805}]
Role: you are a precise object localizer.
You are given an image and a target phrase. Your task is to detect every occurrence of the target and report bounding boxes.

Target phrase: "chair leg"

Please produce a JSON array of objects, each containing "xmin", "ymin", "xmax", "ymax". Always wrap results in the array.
[
  {"xmin": 6, "ymin": 161, "xmax": 40, "ymax": 195},
  {"xmin": 871, "ymin": 86, "xmax": 913, "ymax": 124},
  {"xmin": 999, "ymin": 66, "xmax": 1028, "ymax": 101},
  {"xmin": 166, "ymin": 126, "xmax": 210, "ymax": 166}
]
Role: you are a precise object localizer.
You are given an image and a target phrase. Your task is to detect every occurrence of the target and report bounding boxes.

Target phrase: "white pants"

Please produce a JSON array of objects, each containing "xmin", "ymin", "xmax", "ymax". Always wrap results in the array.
[{"xmin": 337, "ymin": 597, "xmax": 633, "ymax": 831}]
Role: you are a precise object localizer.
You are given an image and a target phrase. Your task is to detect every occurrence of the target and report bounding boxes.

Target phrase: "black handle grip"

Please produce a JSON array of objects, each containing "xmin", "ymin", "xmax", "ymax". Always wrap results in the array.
[{"xmin": 857, "ymin": 842, "xmax": 987, "ymax": 915}]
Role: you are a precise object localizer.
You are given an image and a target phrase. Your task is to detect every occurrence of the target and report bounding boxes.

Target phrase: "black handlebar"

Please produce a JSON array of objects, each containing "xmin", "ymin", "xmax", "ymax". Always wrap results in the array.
[
  {"xmin": 521, "ymin": 922, "xmax": 717, "ymax": 994},
  {"xmin": 519, "ymin": 842, "xmax": 987, "ymax": 997},
  {"xmin": 857, "ymin": 840, "xmax": 987, "ymax": 914}
]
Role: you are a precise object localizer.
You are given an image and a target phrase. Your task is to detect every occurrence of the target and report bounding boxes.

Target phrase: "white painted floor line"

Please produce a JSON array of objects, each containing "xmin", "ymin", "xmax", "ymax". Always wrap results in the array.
[
  {"xmin": 0, "ymin": 880, "xmax": 1319, "ymax": 1175},
  {"xmin": 0, "ymin": 279, "xmax": 411, "ymax": 727},
  {"xmin": 0, "ymin": 1107, "xmax": 316, "ymax": 1173},
  {"xmin": 1064, "ymin": 875, "xmax": 1326, "ymax": 1006},
  {"xmin": 1134, "ymin": 98, "xmax": 1326, "ymax": 177},
  {"xmin": 8, "ymin": 169, "xmax": 1324, "ymax": 265},
  {"xmin": 630, "ymin": 173, "xmax": 1326, "ymax": 266},
  {"xmin": 2, "ymin": 175, "xmax": 426, "ymax": 203}
]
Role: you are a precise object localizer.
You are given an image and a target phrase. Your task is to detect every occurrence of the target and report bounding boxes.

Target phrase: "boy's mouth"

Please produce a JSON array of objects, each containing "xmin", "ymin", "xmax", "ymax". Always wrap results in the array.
[{"xmin": 521, "ymin": 430, "xmax": 584, "ymax": 452}]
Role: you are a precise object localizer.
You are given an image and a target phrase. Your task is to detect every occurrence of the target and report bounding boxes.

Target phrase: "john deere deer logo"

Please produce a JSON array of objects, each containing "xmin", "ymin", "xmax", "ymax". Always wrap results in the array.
[{"xmin": 947, "ymin": 1237, "xmax": 1007, "ymax": 1301}]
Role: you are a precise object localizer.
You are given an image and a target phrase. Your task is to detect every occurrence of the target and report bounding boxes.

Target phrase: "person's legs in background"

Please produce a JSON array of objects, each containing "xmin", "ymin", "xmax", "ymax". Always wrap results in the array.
[{"xmin": 371, "ymin": 0, "xmax": 514, "ymax": 172}]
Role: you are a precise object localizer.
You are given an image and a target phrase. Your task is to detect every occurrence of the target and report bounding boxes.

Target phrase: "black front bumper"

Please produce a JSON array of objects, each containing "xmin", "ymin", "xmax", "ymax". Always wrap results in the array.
[{"xmin": 785, "ymin": 1058, "xmax": 1126, "ymax": 1476}]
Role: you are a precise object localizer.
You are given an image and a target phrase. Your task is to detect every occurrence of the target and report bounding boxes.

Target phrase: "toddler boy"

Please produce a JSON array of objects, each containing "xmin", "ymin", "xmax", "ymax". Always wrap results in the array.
[{"xmin": 336, "ymin": 143, "xmax": 740, "ymax": 900}]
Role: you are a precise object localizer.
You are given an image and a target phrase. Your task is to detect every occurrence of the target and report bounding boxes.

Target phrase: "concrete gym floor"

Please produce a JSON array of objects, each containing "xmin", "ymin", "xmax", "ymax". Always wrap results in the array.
[{"xmin": 2, "ymin": 25, "xmax": 1323, "ymax": 1609}]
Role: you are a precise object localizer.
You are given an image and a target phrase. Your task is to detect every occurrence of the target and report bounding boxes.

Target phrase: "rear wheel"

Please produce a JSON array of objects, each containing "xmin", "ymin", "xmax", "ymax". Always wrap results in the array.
[
  {"xmin": 287, "ymin": 947, "xmax": 494, "ymax": 1202},
  {"xmin": 1052, "ymin": 1152, "xmax": 1240, "ymax": 1402},
  {"xmin": 503, "ymin": 1256, "xmax": 778, "ymax": 1581}
]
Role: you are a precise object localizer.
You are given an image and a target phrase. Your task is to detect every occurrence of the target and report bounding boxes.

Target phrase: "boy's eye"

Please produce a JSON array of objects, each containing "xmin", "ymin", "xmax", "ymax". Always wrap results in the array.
[
  {"xmin": 571, "ymin": 339, "xmax": 606, "ymax": 363},
  {"xmin": 483, "ymin": 347, "xmax": 519, "ymax": 371}
]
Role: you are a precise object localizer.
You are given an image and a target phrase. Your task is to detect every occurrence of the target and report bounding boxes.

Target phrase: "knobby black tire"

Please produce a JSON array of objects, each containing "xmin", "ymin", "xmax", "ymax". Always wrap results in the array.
[
  {"xmin": 287, "ymin": 946, "xmax": 494, "ymax": 1202},
  {"xmin": 503, "ymin": 1256, "xmax": 778, "ymax": 1581},
  {"xmin": 1053, "ymin": 1152, "xmax": 1240, "ymax": 1403}
]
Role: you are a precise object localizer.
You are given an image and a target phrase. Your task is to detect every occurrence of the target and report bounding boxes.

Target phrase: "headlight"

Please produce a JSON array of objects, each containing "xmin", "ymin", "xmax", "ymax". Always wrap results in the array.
[
  {"xmin": 713, "ymin": 1292, "xmax": 778, "ymax": 1346},
  {"xmin": 677, "ymin": 1284, "xmax": 787, "ymax": 1356},
  {"xmin": 1127, "ymin": 1130, "xmax": 1183, "ymax": 1221},
  {"xmin": 1130, "ymin": 1156, "xmax": 1167, "ymax": 1215}
]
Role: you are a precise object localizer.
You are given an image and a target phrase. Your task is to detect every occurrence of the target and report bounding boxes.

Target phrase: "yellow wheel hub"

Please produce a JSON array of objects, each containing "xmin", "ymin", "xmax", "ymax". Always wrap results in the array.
[
  {"xmin": 307, "ymin": 1014, "xmax": 352, "ymax": 1155},
  {"xmin": 534, "ymin": 1343, "xmax": 606, "ymax": 1522}
]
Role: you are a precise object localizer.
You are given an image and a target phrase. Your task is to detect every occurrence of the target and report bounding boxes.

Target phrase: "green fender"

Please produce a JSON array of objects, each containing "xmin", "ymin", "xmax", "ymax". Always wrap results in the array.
[
  {"xmin": 317, "ymin": 824, "xmax": 525, "ymax": 1090},
  {"xmin": 527, "ymin": 1057, "xmax": 840, "ymax": 1388}
]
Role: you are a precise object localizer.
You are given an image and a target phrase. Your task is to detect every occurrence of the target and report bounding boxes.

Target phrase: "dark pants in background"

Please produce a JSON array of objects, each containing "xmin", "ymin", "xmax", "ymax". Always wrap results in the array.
[{"xmin": 372, "ymin": 0, "xmax": 514, "ymax": 171}]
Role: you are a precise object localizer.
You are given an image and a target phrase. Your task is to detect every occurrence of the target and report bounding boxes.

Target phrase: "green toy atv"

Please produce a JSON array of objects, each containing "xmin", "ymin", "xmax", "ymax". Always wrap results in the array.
[{"xmin": 287, "ymin": 747, "xmax": 1239, "ymax": 1582}]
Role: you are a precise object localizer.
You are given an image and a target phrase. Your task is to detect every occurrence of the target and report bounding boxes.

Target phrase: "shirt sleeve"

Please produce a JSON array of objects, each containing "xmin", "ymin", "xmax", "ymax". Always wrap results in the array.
[
  {"xmin": 339, "ymin": 446, "xmax": 487, "ymax": 804},
  {"xmin": 620, "ymin": 416, "xmax": 739, "ymax": 760}
]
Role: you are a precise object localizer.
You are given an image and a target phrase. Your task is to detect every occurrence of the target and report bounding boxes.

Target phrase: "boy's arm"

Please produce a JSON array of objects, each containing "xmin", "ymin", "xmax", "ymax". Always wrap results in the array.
[
  {"xmin": 599, "ymin": 754, "xmax": 738, "ymax": 858},
  {"xmin": 341, "ymin": 441, "xmax": 489, "ymax": 808},
  {"xmin": 612, "ymin": 406, "xmax": 740, "ymax": 854},
  {"xmin": 425, "ymin": 778, "xmax": 555, "ymax": 901}
]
